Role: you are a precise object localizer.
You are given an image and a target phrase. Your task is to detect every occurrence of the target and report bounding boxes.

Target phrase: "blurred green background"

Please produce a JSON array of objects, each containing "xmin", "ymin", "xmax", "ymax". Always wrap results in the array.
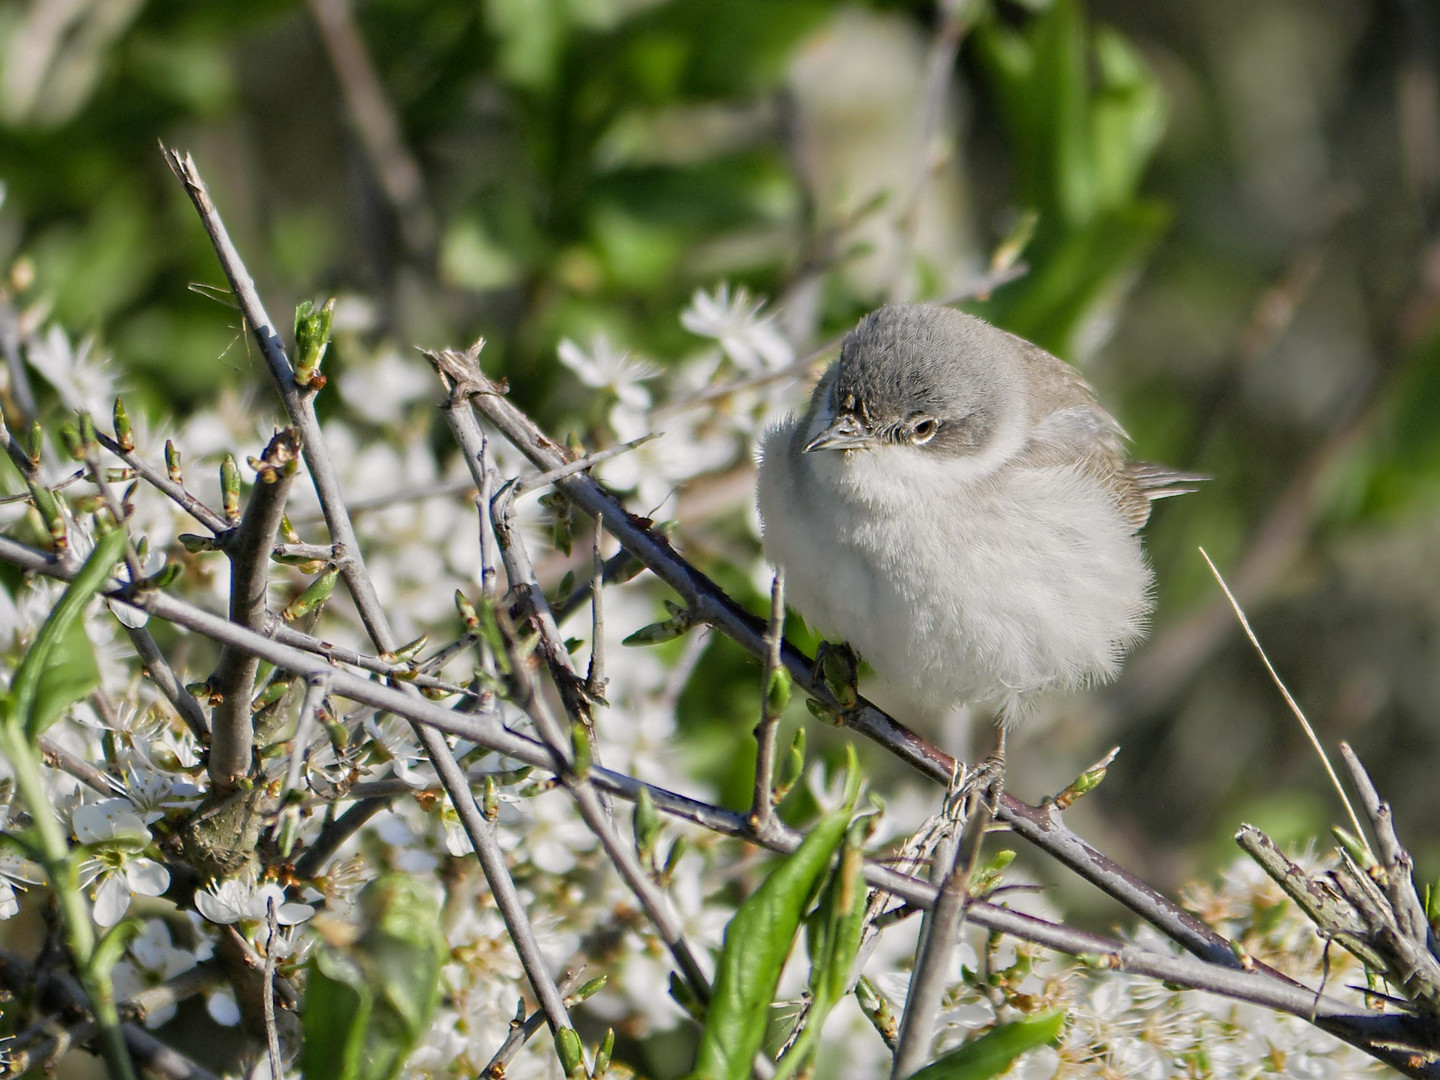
[{"xmin": 2, "ymin": 0, "xmax": 1438, "ymax": 898}]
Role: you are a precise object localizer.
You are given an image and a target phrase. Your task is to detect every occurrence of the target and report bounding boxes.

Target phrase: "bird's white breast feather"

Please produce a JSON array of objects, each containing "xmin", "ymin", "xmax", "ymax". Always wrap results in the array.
[{"xmin": 757, "ymin": 414, "xmax": 1152, "ymax": 725}]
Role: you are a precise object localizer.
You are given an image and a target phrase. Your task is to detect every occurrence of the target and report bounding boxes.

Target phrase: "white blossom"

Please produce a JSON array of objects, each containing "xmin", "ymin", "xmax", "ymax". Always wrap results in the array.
[
  {"xmin": 73, "ymin": 800, "xmax": 170, "ymax": 926},
  {"xmin": 194, "ymin": 878, "xmax": 314, "ymax": 927},
  {"xmin": 680, "ymin": 284, "xmax": 793, "ymax": 372},
  {"xmin": 25, "ymin": 323, "xmax": 118, "ymax": 416},
  {"xmin": 336, "ymin": 347, "xmax": 436, "ymax": 424},
  {"xmin": 557, "ymin": 334, "xmax": 660, "ymax": 410},
  {"xmin": 111, "ymin": 920, "xmax": 197, "ymax": 1028},
  {"xmin": 0, "ymin": 805, "xmax": 41, "ymax": 920}
]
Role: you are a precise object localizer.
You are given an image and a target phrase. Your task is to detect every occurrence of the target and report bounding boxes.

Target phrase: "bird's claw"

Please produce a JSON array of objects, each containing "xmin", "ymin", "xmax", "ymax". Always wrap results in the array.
[{"xmin": 814, "ymin": 640, "xmax": 861, "ymax": 708}]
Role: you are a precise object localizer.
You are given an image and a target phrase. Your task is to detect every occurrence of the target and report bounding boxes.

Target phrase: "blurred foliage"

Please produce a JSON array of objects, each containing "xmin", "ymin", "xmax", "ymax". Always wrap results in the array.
[{"xmin": 2, "ymin": 0, "xmax": 1440, "ymax": 934}]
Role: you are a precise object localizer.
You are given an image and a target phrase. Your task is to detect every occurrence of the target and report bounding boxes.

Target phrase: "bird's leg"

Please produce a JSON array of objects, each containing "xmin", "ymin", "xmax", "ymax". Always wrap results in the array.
[
  {"xmin": 954, "ymin": 725, "xmax": 1005, "ymax": 884},
  {"xmin": 814, "ymin": 640, "xmax": 861, "ymax": 708},
  {"xmin": 891, "ymin": 745, "xmax": 1006, "ymax": 1078}
]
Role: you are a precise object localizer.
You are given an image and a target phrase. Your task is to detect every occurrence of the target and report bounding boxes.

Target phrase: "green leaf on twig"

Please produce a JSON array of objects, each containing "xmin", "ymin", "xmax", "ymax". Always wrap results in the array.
[
  {"xmin": 684, "ymin": 747, "xmax": 862, "ymax": 1080},
  {"xmin": 13, "ymin": 525, "xmax": 125, "ymax": 739}
]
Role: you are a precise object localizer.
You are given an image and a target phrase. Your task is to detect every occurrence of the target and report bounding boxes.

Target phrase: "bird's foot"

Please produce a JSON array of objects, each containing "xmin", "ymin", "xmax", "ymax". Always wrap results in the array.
[{"xmin": 813, "ymin": 640, "xmax": 861, "ymax": 708}]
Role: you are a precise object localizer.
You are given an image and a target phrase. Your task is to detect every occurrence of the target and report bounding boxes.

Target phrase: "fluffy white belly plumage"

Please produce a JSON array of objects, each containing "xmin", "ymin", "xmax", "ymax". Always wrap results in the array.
[{"xmin": 756, "ymin": 421, "xmax": 1153, "ymax": 726}]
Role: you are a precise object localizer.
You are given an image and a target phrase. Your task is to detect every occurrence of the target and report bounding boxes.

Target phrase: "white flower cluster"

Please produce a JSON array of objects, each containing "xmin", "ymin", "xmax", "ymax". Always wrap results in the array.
[
  {"xmin": 854, "ymin": 854, "xmax": 1390, "ymax": 1080},
  {"xmin": 555, "ymin": 284, "xmax": 798, "ymax": 520}
]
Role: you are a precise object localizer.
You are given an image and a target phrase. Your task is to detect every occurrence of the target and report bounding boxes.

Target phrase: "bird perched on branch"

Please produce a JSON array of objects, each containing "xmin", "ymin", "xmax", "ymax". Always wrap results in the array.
[{"xmin": 757, "ymin": 303, "xmax": 1201, "ymax": 741}]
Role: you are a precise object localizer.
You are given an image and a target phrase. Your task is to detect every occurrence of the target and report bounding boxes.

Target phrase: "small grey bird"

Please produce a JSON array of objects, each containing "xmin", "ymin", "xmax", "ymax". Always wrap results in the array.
[{"xmin": 757, "ymin": 303, "xmax": 1199, "ymax": 733}]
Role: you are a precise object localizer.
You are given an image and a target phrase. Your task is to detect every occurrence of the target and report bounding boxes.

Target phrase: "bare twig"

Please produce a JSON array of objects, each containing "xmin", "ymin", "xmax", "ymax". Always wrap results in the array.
[
  {"xmin": 749, "ymin": 570, "xmax": 785, "ymax": 830},
  {"xmin": 1338, "ymin": 744, "xmax": 1440, "ymax": 1007},
  {"xmin": 96, "ymin": 431, "xmax": 230, "ymax": 535},
  {"xmin": 263, "ymin": 900, "xmax": 283, "ymax": 1080},
  {"xmin": 122, "ymin": 624, "xmax": 211, "ymax": 738},
  {"xmin": 294, "ymin": 797, "xmax": 390, "ymax": 880},
  {"xmin": 279, "ymin": 672, "xmax": 330, "ymax": 815},
  {"xmin": 587, "ymin": 514, "xmax": 607, "ymax": 702},
  {"xmin": 1200, "ymin": 548, "xmax": 1366, "ymax": 846},
  {"xmin": 488, "ymin": 487, "xmax": 712, "ymax": 1002},
  {"xmin": 428, "ymin": 713, "xmax": 577, "ymax": 1038},
  {"xmin": 39, "ymin": 735, "xmax": 118, "ymax": 796},
  {"xmin": 890, "ymin": 763, "xmax": 999, "ymax": 1079},
  {"xmin": 481, "ymin": 968, "xmax": 588, "ymax": 1078},
  {"xmin": 511, "ymin": 434, "xmax": 658, "ymax": 496}
]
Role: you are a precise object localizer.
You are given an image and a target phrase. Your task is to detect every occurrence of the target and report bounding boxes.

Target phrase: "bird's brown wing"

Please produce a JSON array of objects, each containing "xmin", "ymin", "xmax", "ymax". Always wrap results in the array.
[{"xmin": 1007, "ymin": 337, "xmax": 1207, "ymax": 530}]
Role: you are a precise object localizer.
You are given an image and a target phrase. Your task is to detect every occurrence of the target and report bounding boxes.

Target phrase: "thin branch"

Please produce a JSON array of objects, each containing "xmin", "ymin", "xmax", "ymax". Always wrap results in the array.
[
  {"xmin": 891, "ymin": 762, "xmax": 1000, "ymax": 1079},
  {"xmin": 1200, "ymin": 547, "xmax": 1366, "ymax": 846},
  {"xmin": 263, "ymin": 901, "xmax": 283, "ymax": 1080},
  {"xmin": 420, "ymin": 716, "xmax": 576, "ymax": 1036},
  {"xmin": 294, "ymin": 797, "xmax": 390, "ymax": 880},
  {"xmin": 891, "ymin": 824, "xmax": 960, "ymax": 1079},
  {"xmin": 39, "ymin": 735, "xmax": 118, "ymax": 796},
  {"xmin": 96, "ymin": 431, "xmax": 230, "ymax": 535},
  {"xmin": 481, "ymin": 968, "xmax": 588, "ymax": 1078},
  {"xmin": 122, "ymin": 624, "xmax": 211, "ymax": 738},
  {"xmin": 279, "ymin": 672, "xmax": 330, "ymax": 816},
  {"xmin": 269, "ymin": 621, "xmax": 474, "ymax": 699},
  {"xmin": 511, "ymin": 434, "xmax": 658, "ymax": 496},
  {"xmin": 749, "ymin": 570, "xmax": 785, "ymax": 830},
  {"xmin": 476, "ymin": 432, "xmax": 498, "ymax": 598},
  {"xmin": 488, "ymin": 488, "xmax": 711, "ymax": 1002},
  {"xmin": 587, "ymin": 514, "xmax": 606, "ymax": 702}
]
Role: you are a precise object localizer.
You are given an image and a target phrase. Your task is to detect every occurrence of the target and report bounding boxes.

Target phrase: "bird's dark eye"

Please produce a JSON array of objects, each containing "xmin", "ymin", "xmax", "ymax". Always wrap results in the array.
[{"xmin": 911, "ymin": 417, "xmax": 939, "ymax": 444}]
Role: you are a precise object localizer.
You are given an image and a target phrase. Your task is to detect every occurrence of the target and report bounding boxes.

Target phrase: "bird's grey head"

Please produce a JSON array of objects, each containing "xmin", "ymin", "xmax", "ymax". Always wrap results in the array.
[{"xmin": 802, "ymin": 304, "xmax": 1027, "ymax": 464}]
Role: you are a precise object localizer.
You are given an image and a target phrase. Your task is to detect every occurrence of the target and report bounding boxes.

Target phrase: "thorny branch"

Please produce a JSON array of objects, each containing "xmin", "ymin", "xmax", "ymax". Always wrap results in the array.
[
  {"xmin": 162, "ymin": 147, "xmax": 579, "ymax": 1051},
  {"xmin": 0, "ymin": 529, "xmax": 1434, "ymax": 1073}
]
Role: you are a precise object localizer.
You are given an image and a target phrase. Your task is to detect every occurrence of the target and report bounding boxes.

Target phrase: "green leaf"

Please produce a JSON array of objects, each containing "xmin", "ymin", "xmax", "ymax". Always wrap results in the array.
[
  {"xmin": 905, "ymin": 1010, "xmax": 1066, "ymax": 1080},
  {"xmin": 975, "ymin": 202, "xmax": 1170, "ymax": 355},
  {"xmin": 363, "ymin": 877, "xmax": 448, "ymax": 1074},
  {"xmin": 772, "ymin": 818, "xmax": 867, "ymax": 1079},
  {"xmin": 685, "ymin": 747, "xmax": 862, "ymax": 1080},
  {"xmin": 302, "ymin": 874, "xmax": 447, "ymax": 1080},
  {"xmin": 974, "ymin": 0, "xmax": 1094, "ymax": 228},
  {"xmin": 1090, "ymin": 27, "xmax": 1167, "ymax": 213},
  {"xmin": 302, "ymin": 948, "xmax": 372, "ymax": 1080},
  {"xmin": 17, "ymin": 526, "xmax": 125, "ymax": 739}
]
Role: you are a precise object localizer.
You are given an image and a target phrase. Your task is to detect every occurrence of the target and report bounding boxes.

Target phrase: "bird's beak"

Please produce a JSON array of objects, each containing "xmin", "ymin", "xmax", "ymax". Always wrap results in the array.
[{"xmin": 803, "ymin": 413, "xmax": 875, "ymax": 453}]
